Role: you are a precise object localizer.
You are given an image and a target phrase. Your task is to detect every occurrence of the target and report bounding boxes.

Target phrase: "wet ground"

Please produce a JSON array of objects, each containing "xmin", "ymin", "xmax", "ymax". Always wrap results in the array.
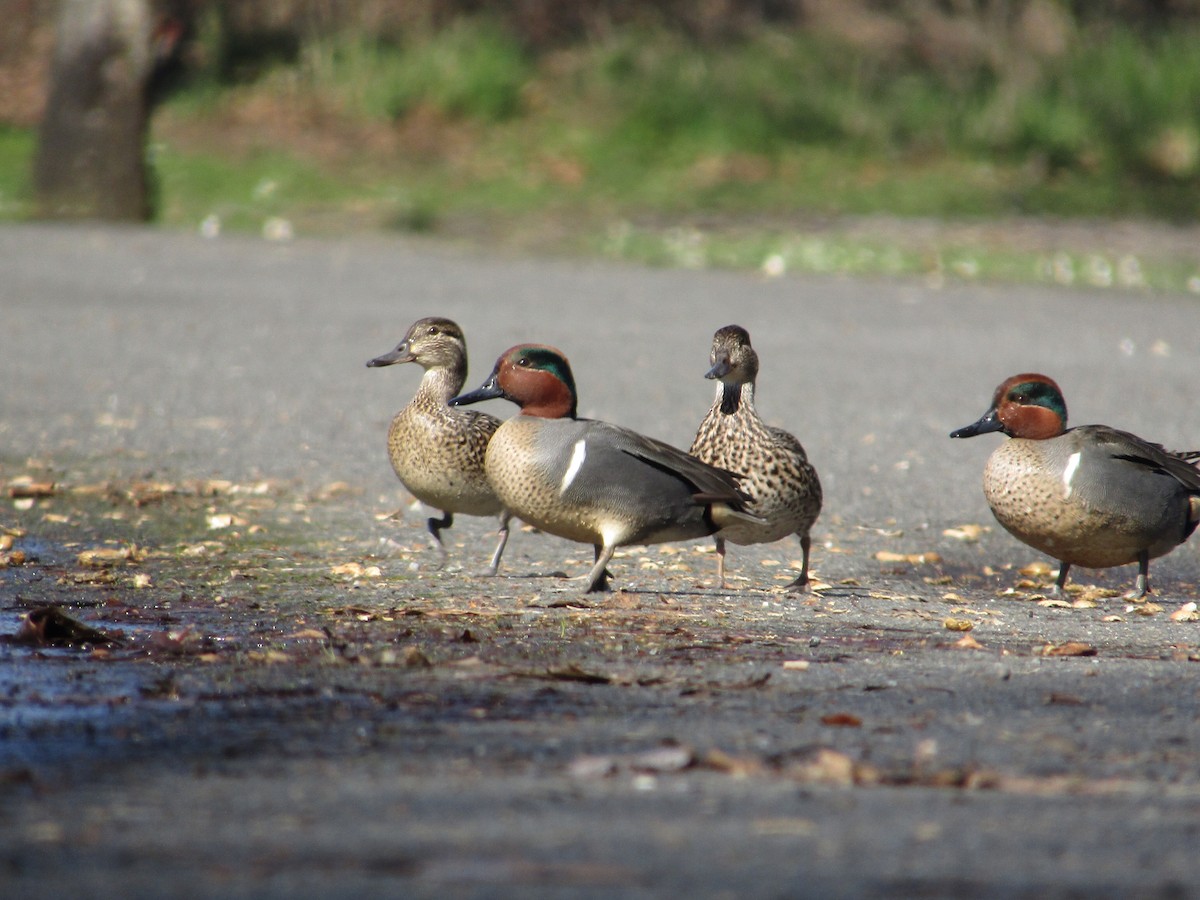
[{"xmin": 3, "ymin": 223, "xmax": 1200, "ymax": 897}]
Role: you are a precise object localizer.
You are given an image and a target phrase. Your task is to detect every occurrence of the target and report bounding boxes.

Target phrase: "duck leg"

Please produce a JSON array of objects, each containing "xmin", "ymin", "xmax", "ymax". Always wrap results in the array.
[
  {"xmin": 1052, "ymin": 561, "xmax": 1071, "ymax": 595},
  {"xmin": 784, "ymin": 532, "xmax": 812, "ymax": 592},
  {"xmin": 1131, "ymin": 550, "xmax": 1152, "ymax": 599},
  {"xmin": 485, "ymin": 510, "xmax": 512, "ymax": 576},
  {"xmin": 583, "ymin": 545, "xmax": 615, "ymax": 593},
  {"xmin": 714, "ymin": 536, "xmax": 728, "ymax": 589},
  {"xmin": 425, "ymin": 510, "xmax": 453, "ymax": 564}
]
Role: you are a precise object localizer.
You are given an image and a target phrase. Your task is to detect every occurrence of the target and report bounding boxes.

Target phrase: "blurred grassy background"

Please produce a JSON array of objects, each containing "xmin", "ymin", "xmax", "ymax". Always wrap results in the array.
[{"xmin": 4, "ymin": 1, "xmax": 1200, "ymax": 289}]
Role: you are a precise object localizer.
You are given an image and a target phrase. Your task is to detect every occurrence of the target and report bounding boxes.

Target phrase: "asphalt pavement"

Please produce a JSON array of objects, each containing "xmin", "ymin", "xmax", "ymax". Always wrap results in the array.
[{"xmin": 2, "ymin": 222, "xmax": 1200, "ymax": 898}]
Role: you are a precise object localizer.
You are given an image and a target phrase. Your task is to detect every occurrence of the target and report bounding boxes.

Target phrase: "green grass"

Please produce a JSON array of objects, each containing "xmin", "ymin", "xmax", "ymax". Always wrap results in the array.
[
  {"xmin": 0, "ymin": 127, "xmax": 35, "ymax": 217},
  {"xmin": 5, "ymin": 19, "xmax": 1200, "ymax": 292},
  {"xmin": 303, "ymin": 19, "xmax": 533, "ymax": 123},
  {"xmin": 596, "ymin": 221, "xmax": 1200, "ymax": 294}
]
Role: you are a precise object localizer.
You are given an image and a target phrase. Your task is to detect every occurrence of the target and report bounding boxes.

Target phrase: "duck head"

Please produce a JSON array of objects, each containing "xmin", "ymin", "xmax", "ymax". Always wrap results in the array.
[
  {"xmin": 367, "ymin": 317, "xmax": 468, "ymax": 374},
  {"xmin": 705, "ymin": 325, "xmax": 758, "ymax": 384},
  {"xmin": 951, "ymin": 373, "xmax": 1068, "ymax": 440},
  {"xmin": 451, "ymin": 344, "xmax": 578, "ymax": 419}
]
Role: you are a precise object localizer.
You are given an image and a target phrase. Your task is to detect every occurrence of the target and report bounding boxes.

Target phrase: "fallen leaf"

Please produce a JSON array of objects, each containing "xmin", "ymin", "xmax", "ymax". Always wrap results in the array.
[
  {"xmin": 148, "ymin": 628, "xmax": 202, "ymax": 654},
  {"xmin": 943, "ymin": 524, "xmax": 983, "ymax": 543},
  {"xmin": 330, "ymin": 562, "xmax": 382, "ymax": 578},
  {"xmin": 125, "ymin": 482, "xmax": 178, "ymax": 506},
  {"xmin": 1042, "ymin": 641, "xmax": 1097, "ymax": 657},
  {"xmin": 568, "ymin": 755, "xmax": 619, "ymax": 779},
  {"xmin": 207, "ymin": 513, "xmax": 247, "ymax": 530},
  {"xmin": 246, "ymin": 649, "xmax": 290, "ymax": 664},
  {"xmin": 287, "ymin": 628, "xmax": 328, "ymax": 640},
  {"xmin": 7, "ymin": 479, "xmax": 55, "ymax": 499},
  {"xmin": 875, "ymin": 551, "xmax": 942, "ymax": 565},
  {"xmin": 953, "ymin": 634, "xmax": 984, "ymax": 650},
  {"xmin": 77, "ymin": 545, "xmax": 142, "ymax": 567},
  {"xmin": 629, "ymin": 746, "xmax": 694, "ymax": 773},
  {"xmin": 753, "ymin": 818, "xmax": 818, "ymax": 837},
  {"xmin": 1130, "ymin": 602, "xmax": 1163, "ymax": 617},
  {"xmin": 1020, "ymin": 561, "xmax": 1054, "ymax": 576},
  {"xmin": 791, "ymin": 748, "xmax": 857, "ymax": 786},
  {"xmin": 401, "ymin": 646, "xmax": 432, "ymax": 668},
  {"xmin": 1170, "ymin": 602, "xmax": 1199, "ymax": 622},
  {"xmin": 820, "ymin": 712, "xmax": 862, "ymax": 727},
  {"xmin": 1046, "ymin": 692, "xmax": 1086, "ymax": 706},
  {"xmin": 539, "ymin": 664, "xmax": 611, "ymax": 684},
  {"xmin": 11, "ymin": 606, "xmax": 118, "ymax": 647},
  {"xmin": 700, "ymin": 748, "xmax": 764, "ymax": 777},
  {"xmin": 943, "ymin": 617, "xmax": 974, "ymax": 632},
  {"xmin": 781, "ymin": 660, "xmax": 810, "ymax": 670}
]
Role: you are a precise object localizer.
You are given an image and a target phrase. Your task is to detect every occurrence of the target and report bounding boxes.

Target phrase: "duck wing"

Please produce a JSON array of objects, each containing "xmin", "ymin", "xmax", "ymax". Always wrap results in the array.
[
  {"xmin": 1082, "ymin": 425, "xmax": 1200, "ymax": 492},
  {"xmin": 585, "ymin": 420, "xmax": 751, "ymax": 507}
]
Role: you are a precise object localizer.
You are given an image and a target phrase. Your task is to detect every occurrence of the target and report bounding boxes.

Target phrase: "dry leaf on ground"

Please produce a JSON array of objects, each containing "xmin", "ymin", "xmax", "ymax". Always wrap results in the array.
[
  {"xmin": 820, "ymin": 712, "xmax": 862, "ymax": 727},
  {"xmin": 1042, "ymin": 641, "xmax": 1097, "ymax": 657},
  {"xmin": 1170, "ymin": 602, "xmax": 1199, "ymax": 622},
  {"xmin": 875, "ymin": 551, "xmax": 942, "ymax": 565}
]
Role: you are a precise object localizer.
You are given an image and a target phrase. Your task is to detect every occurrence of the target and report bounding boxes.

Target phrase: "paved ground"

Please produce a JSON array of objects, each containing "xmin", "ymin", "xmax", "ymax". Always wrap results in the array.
[{"xmin": 2, "ymin": 223, "xmax": 1200, "ymax": 898}]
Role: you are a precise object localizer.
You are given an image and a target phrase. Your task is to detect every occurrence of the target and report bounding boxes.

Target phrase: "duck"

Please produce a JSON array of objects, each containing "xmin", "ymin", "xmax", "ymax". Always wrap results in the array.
[
  {"xmin": 449, "ymin": 343, "xmax": 761, "ymax": 593},
  {"xmin": 367, "ymin": 317, "xmax": 510, "ymax": 573},
  {"xmin": 689, "ymin": 325, "xmax": 822, "ymax": 590},
  {"xmin": 951, "ymin": 372, "xmax": 1200, "ymax": 597}
]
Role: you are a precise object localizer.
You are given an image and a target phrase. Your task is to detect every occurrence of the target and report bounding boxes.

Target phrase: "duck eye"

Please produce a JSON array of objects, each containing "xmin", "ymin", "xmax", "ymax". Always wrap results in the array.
[
  {"xmin": 427, "ymin": 326, "xmax": 438, "ymax": 335},
  {"xmin": 516, "ymin": 357, "xmax": 530, "ymax": 367}
]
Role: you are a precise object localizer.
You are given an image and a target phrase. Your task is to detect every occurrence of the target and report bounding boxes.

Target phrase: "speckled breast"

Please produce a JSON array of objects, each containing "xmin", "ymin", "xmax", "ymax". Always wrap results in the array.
[
  {"xmin": 387, "ymin": 406, "xmax": 501, "ymax": 516},
  {"xmin": 983, "ymin": 437, "xmax": 1186, "ymax": 568}
]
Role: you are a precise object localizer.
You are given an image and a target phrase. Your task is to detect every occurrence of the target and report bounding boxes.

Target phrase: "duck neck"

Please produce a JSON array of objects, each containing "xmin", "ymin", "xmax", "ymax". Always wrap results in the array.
[
  {"xmin": 716, "ymin": 380, "xmax": 755, "ymax": 417},
  {"xmin": 417, "ymin": 364, "xmax": 465, "ymax": 406},
  {"xmin": 520, "ymin": 392, "xmax": 577, "ymax": 419}
]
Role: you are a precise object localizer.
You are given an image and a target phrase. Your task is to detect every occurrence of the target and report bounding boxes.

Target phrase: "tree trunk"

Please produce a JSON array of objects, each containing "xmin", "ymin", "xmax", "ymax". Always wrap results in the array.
[{"xmin": 34, "ymin": 0, "xmax": 154, "ymax": 221}]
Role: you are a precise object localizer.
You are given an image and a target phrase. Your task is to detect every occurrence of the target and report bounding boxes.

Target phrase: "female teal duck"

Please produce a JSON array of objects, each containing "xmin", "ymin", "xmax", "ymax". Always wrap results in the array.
[
  {"xmin": 367, "ymin": 317, "xmax": 510, "ymax": 573},
  {"xmin": 951, "ymin": 372, "xmax": 1200, "ymax": 597},
  {"xmin": 450, "ymin": 344, "xmax": 760, "ymax": 593},
  {"xmin": 690, "ymin": 325, "xmax": 822, "ymax": 590}
]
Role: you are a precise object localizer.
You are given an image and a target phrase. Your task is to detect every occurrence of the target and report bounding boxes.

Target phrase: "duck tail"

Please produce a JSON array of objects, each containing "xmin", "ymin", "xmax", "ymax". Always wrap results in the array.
[{"xmin": 708, "ymin": 503, "xmax": 767, "ymax": 531}]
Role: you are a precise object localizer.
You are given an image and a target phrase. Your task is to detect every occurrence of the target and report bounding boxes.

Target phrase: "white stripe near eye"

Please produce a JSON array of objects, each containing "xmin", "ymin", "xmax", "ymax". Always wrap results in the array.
[{"xmin": 560, "ymin": 439, "xmax": 587, "ymax": 494}]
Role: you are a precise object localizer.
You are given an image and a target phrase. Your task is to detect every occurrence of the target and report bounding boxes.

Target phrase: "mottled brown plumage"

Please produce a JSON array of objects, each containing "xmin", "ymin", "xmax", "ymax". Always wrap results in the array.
[
  {"xmin": 367, "ymin": 317, "xmax": 511, "ymax": 572},
  {"xmin": 690, "ymin": 325, "xmax": 823, "ymax": 590}
]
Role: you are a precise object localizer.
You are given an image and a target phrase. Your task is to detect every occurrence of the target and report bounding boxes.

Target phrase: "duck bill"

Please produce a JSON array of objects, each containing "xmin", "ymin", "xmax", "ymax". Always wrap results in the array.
[
  {"xmin": 704, "ymin": 356, "xmax": 732, "ymax": 380},
  {"xmin": 950, "ymin": 407, "xmax": 1004, "ymax": 439},
  {"xmin": 450, "ymin": 376, "xmax": 504, "ymax": 407},
  {"xmin": 366, "ymin": 345, "xmax": 414, "ymax": 368}
]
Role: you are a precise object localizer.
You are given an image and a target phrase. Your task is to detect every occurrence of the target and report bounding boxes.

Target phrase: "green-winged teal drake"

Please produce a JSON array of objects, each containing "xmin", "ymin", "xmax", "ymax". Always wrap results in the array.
[
  {"xmin": 367, "ymin": 317, "xmax": 510, "ymax": 573},
  {"xmin": 450, "ymin": 343, "xmax": 760, "ymax": 593},
  {"xmin": 690, "ymin": 325, "xmax": 822, "ymax": 590},
  {"xmin": 951, "ymin": 372, "xmax": 1200, "ymax": 597}
]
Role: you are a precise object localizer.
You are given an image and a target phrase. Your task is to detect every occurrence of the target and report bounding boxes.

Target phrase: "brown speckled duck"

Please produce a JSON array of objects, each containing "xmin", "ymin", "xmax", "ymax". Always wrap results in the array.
[
  {"xmin": 951, "ymin": 372, "xmax": 1200, "ymax": 597},
  {"xmin": 367, "ymin": 317, "xmax": 510, "ymax": 573},
  {"xmin": 450, "ymin": 343, "xmax": 760, "ymax": 593},
  {"xmin": 689, "ymin": 325, "xmax": 823, "ymax": 590}
]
